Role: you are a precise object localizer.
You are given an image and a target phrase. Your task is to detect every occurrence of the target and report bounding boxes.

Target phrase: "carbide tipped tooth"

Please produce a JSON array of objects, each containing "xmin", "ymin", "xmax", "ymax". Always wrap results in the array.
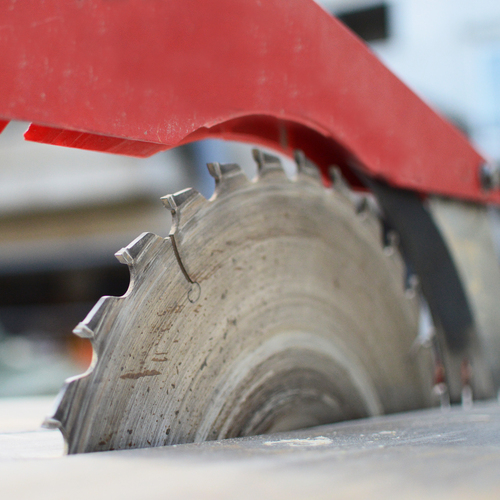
[
  {"xmin": 384, "ymin": 230, "xmax": 400, "ymax": 256},
  {"xmin": 161, "ymin": 188, "xmax": 200, "ymax": 212},
  {"xmin": 207, "ymin": 162, "xmax": 248, "ymax": 194},
  {"xmin": 115, "ymin": 248, "xmax": 134, "ymax": 265},
  {"xmin": 207, "ymin": 162, "xmax": 244, "ymax": 181},
  {"xmin": 252, "ymin": 148, "xmax": 286, "ymax": 177},
  {"xmin": 405, "ymin": 274, "xmax": 420, "ymax": 299},
  {"xmin": 41, "ymin": 417, "xmax": 62, "ymax": 430},
  {"xmin": 48, "ymin": 376, "xmax": 91, "ymax": 453},
  {"xmin": 207, "ymin": 162, "xmax": 222, "ymax": 181},
  {"xmin": 75, "ymin": 295, "xmax": 115, "ymax": 343},
  {"xmin": 355, "ymin": 197, "xmax": 369, "ymax": 216},
  {"xmin": 116, "ymin": 232, "xmax": 163, "ymax": 265},
  {"xmin": 329, "ymin": 166, "xmax": 345, "ymax": 188},
  {"xmin": 328, "ymin": 166, "xmax": 354, "ymax": 202},
  {"xmin": 73, "ymin": 323, "xmax": 94, "ymax": 339},
  {"xmin": 294, "ymin": 150, "xmax": 322, "ymax": 182}
]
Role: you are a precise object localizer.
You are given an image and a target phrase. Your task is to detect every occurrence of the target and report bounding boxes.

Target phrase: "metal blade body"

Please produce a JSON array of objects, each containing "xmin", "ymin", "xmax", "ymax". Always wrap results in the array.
[{"xmin": 48, "ymin": 154, "xmax": 433, "ymax": 454}]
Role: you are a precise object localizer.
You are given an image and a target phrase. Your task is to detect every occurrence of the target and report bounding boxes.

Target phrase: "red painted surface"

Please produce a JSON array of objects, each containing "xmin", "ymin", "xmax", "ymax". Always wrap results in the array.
[
  {"xmin": 25, "ymin": 125, "xmax": 168, "ymax": 157},
  {"xmin": 0, "ymin": 121, "xmax": 9, "ymax": 135},
  {"xmin": 0, "ymin": 0, "xmax": 495, "ymax": 203}
]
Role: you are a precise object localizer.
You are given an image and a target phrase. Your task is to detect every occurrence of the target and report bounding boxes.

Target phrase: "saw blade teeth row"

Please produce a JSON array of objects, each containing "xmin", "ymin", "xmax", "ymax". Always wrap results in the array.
[
  {"xmin": 328, "ymin": 169, "xmax": 408, "ymax": 297},
  {"xmin": 47, "ymin": 232, "xmax": 184, "ymax": 442},
  {"xmin": 74, "ymin": 234, "xmax": 169, "ymax": 343}
]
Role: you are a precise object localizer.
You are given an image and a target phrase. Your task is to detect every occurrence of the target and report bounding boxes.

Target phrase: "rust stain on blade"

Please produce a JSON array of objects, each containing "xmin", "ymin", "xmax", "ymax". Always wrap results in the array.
[{"xmin": 120, "ymin": 370, "xmax": 161, "ymax": 380}]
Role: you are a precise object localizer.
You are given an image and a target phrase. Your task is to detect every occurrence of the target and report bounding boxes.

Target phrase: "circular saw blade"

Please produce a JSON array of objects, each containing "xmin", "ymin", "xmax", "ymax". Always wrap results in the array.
[{"xmin": 47, "ymin": 151, "xmax": 433, "ymax": 454}]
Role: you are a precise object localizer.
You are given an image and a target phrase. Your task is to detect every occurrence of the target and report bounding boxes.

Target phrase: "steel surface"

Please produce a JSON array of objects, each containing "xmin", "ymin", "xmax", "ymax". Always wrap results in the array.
[{"xmin": 0, "ymin": 0, "xmax": 495, "ymax": 203}]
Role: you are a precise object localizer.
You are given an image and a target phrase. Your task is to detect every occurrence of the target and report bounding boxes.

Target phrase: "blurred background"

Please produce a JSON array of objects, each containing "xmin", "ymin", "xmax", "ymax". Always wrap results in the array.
[{"xmin": 1, "ymin": 0, "xmax": 500, "ymax": 397}]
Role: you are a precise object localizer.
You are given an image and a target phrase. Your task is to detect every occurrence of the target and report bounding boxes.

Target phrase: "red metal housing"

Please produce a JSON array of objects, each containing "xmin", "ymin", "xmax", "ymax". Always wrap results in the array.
[{"xmin": 0, "ymin": 0, "xmax": 495, "ymax": 203}]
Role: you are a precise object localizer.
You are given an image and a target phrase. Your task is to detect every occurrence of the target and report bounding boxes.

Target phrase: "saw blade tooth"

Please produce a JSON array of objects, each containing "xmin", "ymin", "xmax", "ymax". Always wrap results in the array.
[
  {"xmin": 206, "ymin": 161, "xmax": 222, "ymax": 181},
  {"xmin": 41, "ymin": 417, "xmax": 62, "ymax": 431},
  {"xmin": 329, "ymin": 166, "xmax": 349, "ymax": 191},
  {"xmin": 207, "ymin": 161, "xmax": 244, "ymax": 182},
  {"xmin": 42, "ymin": 385, "xmax": 70, "ymax": 432},
  {"xmin": 115, "ymin": 232, "xmax": 164, "ymax": 267},
  {"xmin": 161, "ymin": 188, "xmax": 209, "ymax": 228},
  {"xmin": 384, "ymin": 230, "xmax": 400, "ymax": 256},
  {"xmin": 355, "ymin": 195, "xmax": 380, "ymax": 223},
  {"xmin": 405, "ymin": 274, "xmax": 420, "ymax": 299},
  {"xmin": 328, "ymin": 165, "xmax": 359, "ymax": 209},
  {"xmin": 207, "ymin": 162, "xmax": 249, "ymax": 194},
  {"xmin": 115, "ymin": 248, "xmax": 134, "ymax": 266},
  {"xmin": 355, "ymin": 196, "xmax": 369, "ymax": 216},
  {"xmin": 73, "ymin": 323, "xmax": 94, "ymax": 339},
  {"xmin": 161, "ymin": 188, "xmax": 200, "ymax": 212},
  {"xmin": 294, "ymin": 150, "xmax": 322, "ymax": 184},
  {"xmin": 352, "ymin": 194, "xmax": 383, "ymax": 244},
  {"xmin": 253, "ymin": 148, "xmax": 287, "ymax": 179},
  {"xmin": 73, "ymin": 295, "xmax": 116, "ymax": 343},
  {"xmin": 162, "ymin": 188, "xmax": 210, "ymax": 243},
  {"xmin": 45, "ymin": 373, "xmax": 91, "ymax": 453}
]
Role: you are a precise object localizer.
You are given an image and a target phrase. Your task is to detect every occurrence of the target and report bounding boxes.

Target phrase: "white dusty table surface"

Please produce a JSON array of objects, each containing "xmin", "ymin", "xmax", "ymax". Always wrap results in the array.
[{"xmin": 1, "ymin": 396, "xmax": 500, "ymax": 500}]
